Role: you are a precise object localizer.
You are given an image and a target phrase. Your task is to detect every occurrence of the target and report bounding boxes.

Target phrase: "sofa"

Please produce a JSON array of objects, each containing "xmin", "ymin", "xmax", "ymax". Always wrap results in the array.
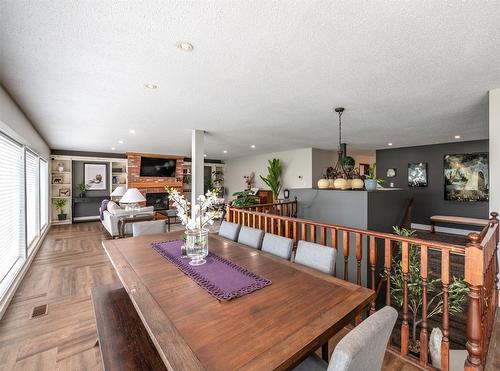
[{"xmin": 100, "ymin": 200, "xmax": 154, "ymax": 237}]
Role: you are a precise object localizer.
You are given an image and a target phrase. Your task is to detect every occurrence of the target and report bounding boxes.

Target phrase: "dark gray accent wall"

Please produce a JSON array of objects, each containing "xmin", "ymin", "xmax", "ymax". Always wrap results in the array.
[
  {"xmin": 52, "ymin": 149, "xmax": 126, "ymax": 159},
  {"xmin": 72, "ymin": 161, "xmax": 110, "ymax": 218},
  {"xmin": 376, "ymin": 140, "xmax": 489, "ymax": 228},
  {"xmin": 289, "ymin": 188, "xmax": 409, "ymax": 286}
]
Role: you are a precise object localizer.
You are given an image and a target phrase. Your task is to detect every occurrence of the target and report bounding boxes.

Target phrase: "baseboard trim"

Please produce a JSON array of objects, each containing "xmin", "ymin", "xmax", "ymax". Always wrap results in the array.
[
  {"xmin": 0, "ymin": 226, "xmax": 49, "ymax": 320},
  {"xmin": 410, "ymin": 223, "xmax": 475, "ymax": 236},
  {"xmin": 73, "ymin": 215, "xmax": 100, "ymax": 222}
]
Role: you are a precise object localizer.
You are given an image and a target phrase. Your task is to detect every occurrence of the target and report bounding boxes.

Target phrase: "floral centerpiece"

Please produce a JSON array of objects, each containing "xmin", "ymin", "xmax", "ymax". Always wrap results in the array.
[{"xmin": 166, "ymin": 187, "xmax": 221, "ymax": 265}]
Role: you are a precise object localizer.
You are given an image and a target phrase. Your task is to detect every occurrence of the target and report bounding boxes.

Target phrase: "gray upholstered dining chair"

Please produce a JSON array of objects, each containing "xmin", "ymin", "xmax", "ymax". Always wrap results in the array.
[
  {"xmin": 261, "ymin": 233, "xmax": 293, "ymax": 259},
  {"xmin": 294, "ymin": 306, "xmax": 398, "ymax": 371},
  {"xmin": 132, "ymin": 220, "xmax": 166, "ymax": 237},
  {"xmin": 294, "ymin": 240, "xmax": 337, "ymax": 274},
  {"xmin": 218, "ymin": 221, "xmax": 241, "ymax": 241},
  {"xmin": 237, "ymin": 226, "xmax": 264, "ymax": 249}
]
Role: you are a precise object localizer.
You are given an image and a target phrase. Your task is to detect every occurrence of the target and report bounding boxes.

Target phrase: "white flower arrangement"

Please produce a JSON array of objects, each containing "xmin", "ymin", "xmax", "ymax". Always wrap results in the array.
[{"xmin": 166, "ymin": 187, "xmax": 221, "ymax": 231}]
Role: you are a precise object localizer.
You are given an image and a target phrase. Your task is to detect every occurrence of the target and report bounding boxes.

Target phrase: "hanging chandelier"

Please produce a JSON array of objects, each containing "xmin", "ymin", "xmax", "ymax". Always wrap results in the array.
[{"xmin": 327, "ymin": 107, "xmax": 351, "ymax": 179}]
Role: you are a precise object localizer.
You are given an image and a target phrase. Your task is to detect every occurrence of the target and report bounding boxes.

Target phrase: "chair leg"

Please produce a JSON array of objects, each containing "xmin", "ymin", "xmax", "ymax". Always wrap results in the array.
[{"xmin": 321, "ymin": 343, "xmax": 329, "ymax": 362}]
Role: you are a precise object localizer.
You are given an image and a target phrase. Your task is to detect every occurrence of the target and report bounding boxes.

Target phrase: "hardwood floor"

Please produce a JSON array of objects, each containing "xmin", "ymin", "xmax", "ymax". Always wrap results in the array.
[{"xmin": 0, "ymin": 222, "xmax": 418, "ymax": 371}]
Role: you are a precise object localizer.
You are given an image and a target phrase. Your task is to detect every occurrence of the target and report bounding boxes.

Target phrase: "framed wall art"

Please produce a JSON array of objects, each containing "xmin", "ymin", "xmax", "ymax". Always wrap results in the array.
[
  {"xmin": 84, "ymin": 163, "xmax": 107, "ymax": 191},
  {"xmin": 408, "ymin": 163, "xmax": 427, "ymax": 187},
  {"xmin": 444, "ymin": 153, "xmax": 488, "ymax": 202}
]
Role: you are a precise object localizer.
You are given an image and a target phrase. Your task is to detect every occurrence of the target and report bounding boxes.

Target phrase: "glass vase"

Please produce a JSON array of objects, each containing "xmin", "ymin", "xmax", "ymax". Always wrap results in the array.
[{"xmin": 185, "ymin": 228, "xmax": 209, "ymax": 266}]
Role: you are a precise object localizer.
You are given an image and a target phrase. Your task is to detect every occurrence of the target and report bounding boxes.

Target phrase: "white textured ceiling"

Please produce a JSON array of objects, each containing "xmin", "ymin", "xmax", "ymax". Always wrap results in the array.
[{"xmin": 1, "ymin": 1, "xmax": 499, "ymax": 159}]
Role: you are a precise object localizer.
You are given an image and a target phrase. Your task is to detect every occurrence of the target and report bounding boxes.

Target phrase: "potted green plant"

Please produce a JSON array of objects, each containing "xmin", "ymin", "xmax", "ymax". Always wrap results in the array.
[
  {"xmin": 382, "ymin": 227, "xmax": 468, "ymax": 355},
  {"xmin": 342, "ymin": 155, "xmax": 355, "ymax": 171},
  {"xmin": 55, "ymin": 198, "xmax": 68, "ymax": 221},
  {"xmin": 76, "ymin": 181, "xmax": 88, "ymax": 198},
  {"xmin": 260, "ymin": 158, "xmax": 282, "ymax": 201},
  {"xmin": 364, "ymin": 164, "xmax": 384, "ymax": 191},
  {"xmin": 231, "ymin": 190, "xmax": 260, "ymax": 207}
]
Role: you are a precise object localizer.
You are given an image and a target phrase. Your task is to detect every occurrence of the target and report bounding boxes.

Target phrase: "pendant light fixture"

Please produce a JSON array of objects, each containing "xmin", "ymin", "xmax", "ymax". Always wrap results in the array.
[{"xmin": 329, "ymin": 107, "xmax": 350, "ymax": 179}]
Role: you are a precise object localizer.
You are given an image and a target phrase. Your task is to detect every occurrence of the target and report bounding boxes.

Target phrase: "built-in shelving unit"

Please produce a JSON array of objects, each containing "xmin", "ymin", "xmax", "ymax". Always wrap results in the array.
[
  {"xmin": 50, "ymin": 157, "xmax": 72, "ymax": 225},
  {"xmin": 111, "ymin": 159, "xmax": 128, "ymax": 192},
  {"xmin": 183, "ymin": 161, "xmax": 225, "ymax": 198}
]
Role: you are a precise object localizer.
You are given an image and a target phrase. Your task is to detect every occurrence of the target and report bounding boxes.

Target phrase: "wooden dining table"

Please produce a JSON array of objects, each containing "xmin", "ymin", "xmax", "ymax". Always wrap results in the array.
[{"xmin": 102, "ymin": 231, "xmax": 375, "ymax": 371}]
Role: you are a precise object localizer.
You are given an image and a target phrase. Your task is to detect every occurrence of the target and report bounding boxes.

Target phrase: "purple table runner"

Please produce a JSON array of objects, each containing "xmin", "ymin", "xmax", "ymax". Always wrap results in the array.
[{"xmin": 151, "ymin": 240, "xmax": 272, "ymax": 301}]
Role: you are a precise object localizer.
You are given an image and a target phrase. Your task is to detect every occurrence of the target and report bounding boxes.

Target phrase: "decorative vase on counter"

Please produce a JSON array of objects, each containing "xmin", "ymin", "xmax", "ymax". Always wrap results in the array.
[
  {"xmin": 186, "ymin": 228, "xmax": 209, "ymax": 266},
  {"xmin": 317, "ymin": 178, "xmax": 329, "ymax": 189},
  {"xmin": 351, "ymin": 178, "xmax": 364, "ymax": 189},
  {"xmin": 364, "ymin": 179, "xmax": 378, "ymax": 191},
  {"xmin": 328, "ymin": 179, "xmax": 335, "ymax": 189},
  {"xmin": 333, "ymin": 178, "xmax": 347, "ymax": 190},
  {"xmin": 57, "ymin": 163, "xmax": 64, "ymax": 172}
]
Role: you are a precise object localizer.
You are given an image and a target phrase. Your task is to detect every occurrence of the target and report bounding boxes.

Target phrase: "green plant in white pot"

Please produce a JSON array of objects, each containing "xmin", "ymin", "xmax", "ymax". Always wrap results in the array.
[{"xmin": 364, "ymin": 164, "xmax": 384, "ymax": 191}]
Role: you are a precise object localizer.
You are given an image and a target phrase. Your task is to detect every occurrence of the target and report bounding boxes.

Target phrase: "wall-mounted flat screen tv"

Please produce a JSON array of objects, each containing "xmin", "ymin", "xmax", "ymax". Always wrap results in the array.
[{"xmin": 140, "ymin": 157, "xmax": 177, "ymax": 177}]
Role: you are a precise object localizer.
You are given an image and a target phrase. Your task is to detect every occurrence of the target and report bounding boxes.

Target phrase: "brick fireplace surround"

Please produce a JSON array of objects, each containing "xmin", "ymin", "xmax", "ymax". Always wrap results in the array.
[{"xmin": 127, "ymin": 152, "xmax": 184, "ymax": 206}]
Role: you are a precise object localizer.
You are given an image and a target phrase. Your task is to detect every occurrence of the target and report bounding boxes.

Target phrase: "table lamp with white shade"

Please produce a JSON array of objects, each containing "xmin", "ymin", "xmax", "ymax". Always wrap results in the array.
[
  {"xmin": 110, "ymin": 186, "xmax": 126, "ymax": 201},
  {"xmin": 119, "ymin": 188, "xmax": 145, "ymax": 214}
]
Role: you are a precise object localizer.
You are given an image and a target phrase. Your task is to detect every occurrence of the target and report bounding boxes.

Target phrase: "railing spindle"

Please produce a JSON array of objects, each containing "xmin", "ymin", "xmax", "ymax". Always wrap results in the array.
[
  {"xmin": 420, "ymin": 245, "xmax": 429, "ymax": 366},
  {"xmin": 301, "ymin": 224, "xmax": 306, "ymax": 242},
  {"xmin": 343, "ymin": 231, "xmax": 350, "ymax": 281},
  {"xmin": 320, "ymin": 227, "xmax": 326, "ymax": 245},
  {"xmin": 293, "ymin": 222, "xmax": 298, "ymax": 245},
  {"xmin": 331, "ymin": 228, "xmax": 337, "ymax": 277},
  {"xmin": 441, "ymin": 249, "xmax": 450, "ymax": 371},
  {"xmin": 401, "ymin": 241, "xmax": 409, "ymax": 357},
  {"xmin": 355, "ymin": 233, "xmax": 362, "ymax": 286},
  {"xmin": 311, "ymin": 225, "xmax": 316, "ymax": 243},
  {"xmin": 384, "ymin": 239, "xmax": 391, "ymax": 307},
  {"xmin": 369, "ymin": 236, "xmax": 376, "ymax": 315}
]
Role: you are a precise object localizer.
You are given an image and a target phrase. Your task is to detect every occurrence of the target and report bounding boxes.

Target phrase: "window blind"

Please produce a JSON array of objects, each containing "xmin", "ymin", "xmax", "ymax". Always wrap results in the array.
[
  {"xmin": 26, "ymin": 150, "xmax": 39, "ymax": 248},
  {"xmin": 0, "ymin": 134, "xmax": 24, "ymax": 286},
  {"xmin": 40, "ymin": 159, "xmax": 48, "ymax": 230}
]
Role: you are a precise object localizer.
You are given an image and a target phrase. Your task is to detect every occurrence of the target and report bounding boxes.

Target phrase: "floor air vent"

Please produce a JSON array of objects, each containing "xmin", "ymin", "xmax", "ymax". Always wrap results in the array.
[{"xmin": 31, "ymin": 304, "xmax": 48, "ymax": 319}]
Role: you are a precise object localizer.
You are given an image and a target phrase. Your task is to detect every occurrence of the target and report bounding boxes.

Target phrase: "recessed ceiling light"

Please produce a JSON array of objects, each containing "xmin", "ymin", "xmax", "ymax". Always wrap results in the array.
[
  {"xmin": 111, "ymin": 147, "xmax": 116, "ymax": 151},
  {"xmin": 223, "ymin": 150, "xmax": 228, "ymax": 154},
  {"xmin": 251, "ymin": 144, "xmax": 256, "ymax": 149},
  {"xmin": 203, "ymin": 154, "xmax": 207, "ymax": 157},
  {"xmin": 454, "ymin": 135, "xmax": 461, "ymax": 139},
  {"xmin": 129, "ymin": 129, "xmax": 135, "ymax": 134},
  {"xmin": 118, "ymin": 140, "xmax": 123, "ymax": 144},
  {"xmin": 387, "ymin": 142, "xmax": 393, "ymax": 146},
  {"xmin": 144, "ymin": 84, "xmax": 158, "ymax": 89},
  {"xmin": 176, "ymin": 41, "xmax": 194, "ymax": 51}
]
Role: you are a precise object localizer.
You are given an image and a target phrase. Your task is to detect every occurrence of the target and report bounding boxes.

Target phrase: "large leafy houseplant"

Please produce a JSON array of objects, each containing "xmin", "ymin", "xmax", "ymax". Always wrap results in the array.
[
  {"xmin": 231, "ymin": 190, "xmax": 259, "ymax": 207},
  {"xmin": 383, "ymin": 226, "xmax": 468, "ymax": 352},
  {"xmin": 260, "ymin": 158, "xmax": 282, "ymax": 201}
]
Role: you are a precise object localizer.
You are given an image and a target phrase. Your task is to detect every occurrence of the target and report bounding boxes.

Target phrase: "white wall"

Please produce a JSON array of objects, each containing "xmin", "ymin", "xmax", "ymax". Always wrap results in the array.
[
  {"xmin": 224, "ymin": 148, "xmax": 312, "ymax": 198},
  {"xmin": 490, "ymin": 88, "xmax": 500, "ymax": 216},
  {"xmin": 0, "ymin": 85, "xmax": 50, "ymax": 158}
]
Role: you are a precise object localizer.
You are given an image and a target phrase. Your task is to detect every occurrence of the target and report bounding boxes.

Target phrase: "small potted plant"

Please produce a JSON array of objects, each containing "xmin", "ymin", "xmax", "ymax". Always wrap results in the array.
[
  {"xmin": 55, "ymin": 198, "xmax": 68, "ymax": 221},
  {"xmin": 76, "ymin": 181, "xmax": 88, "ymax": 198},
  {"xmin": 364, "ymin": 164, "xmax": 384, "ymax": 191}
]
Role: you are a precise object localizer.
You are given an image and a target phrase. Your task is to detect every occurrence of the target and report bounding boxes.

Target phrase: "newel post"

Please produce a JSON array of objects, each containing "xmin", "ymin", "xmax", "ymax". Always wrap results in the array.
[
  {"xmin": 226, "ymin": 201, "xmax": 232, "ymax": 222},
  {"xmin": 464, "ymin": 232, "xmax": 484, "ymax": 371},
  {"xmin": 490, "ymin": 212, "xmax": 499, "ymax": 307}
]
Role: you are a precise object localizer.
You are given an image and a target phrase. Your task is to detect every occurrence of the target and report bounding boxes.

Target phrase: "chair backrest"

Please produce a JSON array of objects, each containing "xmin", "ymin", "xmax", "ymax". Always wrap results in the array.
[
  {"xmin": 218, "ymin": 221, "xmax": 241, "ymax": 241},
  {"xmin": 328, "ymin": 306, "xmax": 398, "ymax": 371},
  {"xmin": 237, "ymin": 226, "xmax": 264, "ymax": 249},
  {"xmin": 132, "ymin": 220, "xmax": 166, "ymax": 237},
  {"xmin": 262, "ymin": 233, "xmax": 293, "ymax": 260},
  {"xmin": 294, "ymin": 240, "xmax": 336, "ymax": 274}
]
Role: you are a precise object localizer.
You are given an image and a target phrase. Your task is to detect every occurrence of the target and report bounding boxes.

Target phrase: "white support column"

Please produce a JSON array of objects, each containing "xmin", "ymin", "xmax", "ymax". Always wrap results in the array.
[
  {"xmin": 490, "ymin": 89, "xmax": 500, "ymax": 216},
  {"xmin": 489, "ymin": 88, "xmax": 500, "ymax": 296},
  {"xmin": 191, "ymin": 129, "xmax": 205, "ymax": 219}
]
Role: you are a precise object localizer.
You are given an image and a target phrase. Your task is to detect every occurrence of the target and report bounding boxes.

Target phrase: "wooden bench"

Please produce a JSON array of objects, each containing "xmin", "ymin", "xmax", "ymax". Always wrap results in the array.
[
  {"xmin": 91, "ymin": 283, "xmax": 167, "ymax": 371},
  {"xmin": 430, "ymin": 215, "xmax": 489, "ymax": 233}
]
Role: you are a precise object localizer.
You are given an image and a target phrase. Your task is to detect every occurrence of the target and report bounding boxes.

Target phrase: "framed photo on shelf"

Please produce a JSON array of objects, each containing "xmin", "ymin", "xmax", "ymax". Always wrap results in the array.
[
  {"xmin": 84, "ymin": 163, "xmax": 107, "ymax": 190},
  {"xmin": 52, "ymin": 175, "xmax": 63, "ymax": 184},
  {"xmin": 59, "ymin": 188, "xmax": 70, "ymax": 197},
  {"xmin": 408, "ymin": 163, "xmax": 428, "ymax": 187},
  {"xmin": 359, "ymin": 163, "xmax": 369, "ymax": 176}
]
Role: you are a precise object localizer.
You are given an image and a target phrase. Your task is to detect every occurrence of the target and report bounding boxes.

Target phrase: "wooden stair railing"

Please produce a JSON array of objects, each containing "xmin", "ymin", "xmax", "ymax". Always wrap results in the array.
[
  {"xmin": 226, "ymin": 204, "xmax": 499, "ymax": 371},
  {"xmin": 228, "ymin": 197, "xmax": 298, "ymax": 218}
]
